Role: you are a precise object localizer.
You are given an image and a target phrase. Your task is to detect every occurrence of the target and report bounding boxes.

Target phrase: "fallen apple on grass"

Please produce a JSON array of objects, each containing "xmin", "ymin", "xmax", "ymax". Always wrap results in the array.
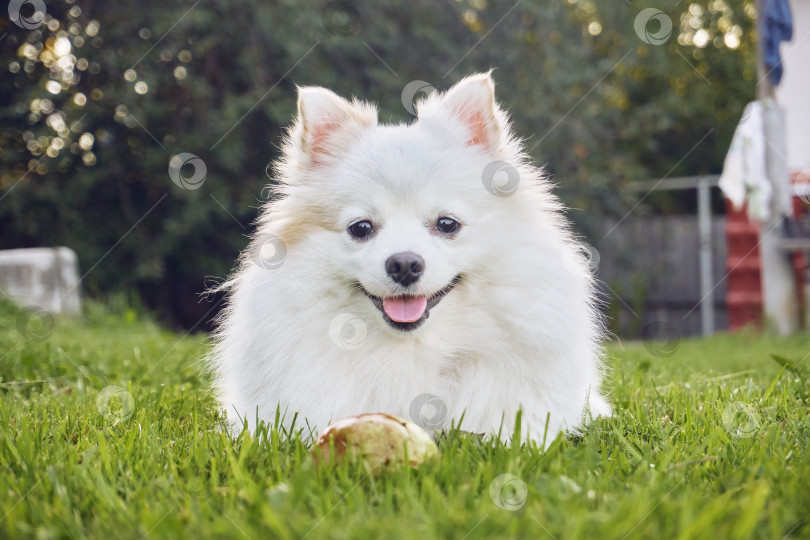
[{"xmin": 311, "ymin": 413, "xmax": 439, "ymax": 472}]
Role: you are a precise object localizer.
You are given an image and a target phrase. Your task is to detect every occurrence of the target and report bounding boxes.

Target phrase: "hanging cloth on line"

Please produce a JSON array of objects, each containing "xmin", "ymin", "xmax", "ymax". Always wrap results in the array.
[
  {"xmin": 718, "ymin": 101, "xmax": 773, "ymax": 221},
  {"xmin": 763, "ymin": 0, "xmax": 793, "ymax": 86}
]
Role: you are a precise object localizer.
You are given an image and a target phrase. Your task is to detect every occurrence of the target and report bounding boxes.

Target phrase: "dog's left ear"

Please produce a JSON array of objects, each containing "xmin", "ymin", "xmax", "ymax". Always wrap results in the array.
[
  {"xmin": 291, "ymin": 86, "xmax": 378, "ymax": 168},
  {"xmin": 418, "ymin": 72, "xmax": 504, "ymax": 153}
]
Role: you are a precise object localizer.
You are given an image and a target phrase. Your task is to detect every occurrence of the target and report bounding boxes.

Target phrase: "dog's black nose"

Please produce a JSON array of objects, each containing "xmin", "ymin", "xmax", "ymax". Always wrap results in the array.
[{"xmin": 385, "ymin": 252, "xmax": 425, "ymax": 287}]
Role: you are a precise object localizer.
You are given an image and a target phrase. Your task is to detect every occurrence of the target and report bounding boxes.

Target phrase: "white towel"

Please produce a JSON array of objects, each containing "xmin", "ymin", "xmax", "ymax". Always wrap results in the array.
[{"xmin": 718, "ymin": 101, "xmax": 773, "ymax": 221}]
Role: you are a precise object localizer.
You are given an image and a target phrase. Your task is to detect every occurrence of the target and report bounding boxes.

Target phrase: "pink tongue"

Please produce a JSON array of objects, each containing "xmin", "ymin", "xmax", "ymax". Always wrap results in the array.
[{"xmin": 382, "ymin": 296, "xmax": 428, "ymax": 323}]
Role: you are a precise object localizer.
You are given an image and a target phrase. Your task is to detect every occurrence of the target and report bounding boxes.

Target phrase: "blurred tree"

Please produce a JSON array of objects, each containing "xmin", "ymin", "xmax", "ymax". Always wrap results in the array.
[{"xmin": 0, "ymin": 0, "xmax": 756, "ymax": 328}]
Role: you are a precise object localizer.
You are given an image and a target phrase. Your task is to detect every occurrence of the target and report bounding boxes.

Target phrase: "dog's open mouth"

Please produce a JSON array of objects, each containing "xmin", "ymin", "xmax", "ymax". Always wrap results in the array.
[{"xmin": 357, "ymin": 275, "xmax": 461, "ymax": 331}]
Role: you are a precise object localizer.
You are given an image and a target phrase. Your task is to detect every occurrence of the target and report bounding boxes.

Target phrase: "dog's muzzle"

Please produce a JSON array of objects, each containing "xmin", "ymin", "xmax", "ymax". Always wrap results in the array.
[{"xmin": 356, "ymin": 275, "xmax": 461, "ymax": 332}]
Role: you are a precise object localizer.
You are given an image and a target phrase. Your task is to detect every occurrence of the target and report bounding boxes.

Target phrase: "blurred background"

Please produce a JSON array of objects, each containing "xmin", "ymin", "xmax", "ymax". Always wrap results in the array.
[{"xmin": 1, "ymin": 0, "xmax": 808, "ymax": 339}]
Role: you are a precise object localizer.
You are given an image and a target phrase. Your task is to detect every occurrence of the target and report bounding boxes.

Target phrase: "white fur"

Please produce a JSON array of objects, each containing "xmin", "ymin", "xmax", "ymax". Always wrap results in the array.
[{"xmin": 207, "ymin": 73, "xmax": 611, "ymax": 447}]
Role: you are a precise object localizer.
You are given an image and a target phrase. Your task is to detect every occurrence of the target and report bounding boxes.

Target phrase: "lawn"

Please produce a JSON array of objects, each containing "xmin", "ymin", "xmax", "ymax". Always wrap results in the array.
[{"xmin": 1, "ymin": 299, "xmax": 808, "ymax": 539}]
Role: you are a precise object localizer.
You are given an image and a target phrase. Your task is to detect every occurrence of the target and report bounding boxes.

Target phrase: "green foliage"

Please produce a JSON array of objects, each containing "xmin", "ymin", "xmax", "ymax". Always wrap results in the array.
[
  {"xmin": 0, "ymin": 0, "xmax": 757, "ymax": 326},
  {"xmin": 1, "ymin": 304, "xmax": 808, "ymax": 538}
]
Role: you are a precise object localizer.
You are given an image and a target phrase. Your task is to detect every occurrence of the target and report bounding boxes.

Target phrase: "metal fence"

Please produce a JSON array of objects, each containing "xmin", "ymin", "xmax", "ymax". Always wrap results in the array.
[{"xmin": 595, "ymin": 176, "xmax": 726, "ymax": 339}]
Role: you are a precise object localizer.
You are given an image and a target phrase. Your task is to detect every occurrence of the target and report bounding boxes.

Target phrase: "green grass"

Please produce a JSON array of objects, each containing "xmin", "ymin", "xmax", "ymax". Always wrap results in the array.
[{"xmin": 1, "ymin": 299, "xmax": 808, "ymax": 539}]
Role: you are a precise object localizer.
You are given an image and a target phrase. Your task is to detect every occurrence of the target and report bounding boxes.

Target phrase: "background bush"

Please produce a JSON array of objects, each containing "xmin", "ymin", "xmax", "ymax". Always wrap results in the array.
[{"xmin": 0, "ymin": 0, "xmax": 756, "ymax": 328}]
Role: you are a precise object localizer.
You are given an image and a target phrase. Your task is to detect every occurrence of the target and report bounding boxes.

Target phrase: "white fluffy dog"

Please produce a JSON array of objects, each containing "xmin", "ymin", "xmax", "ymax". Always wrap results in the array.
[{"xmin": 208, "ymin": 72, "xmax": 610, "ymax": 446}]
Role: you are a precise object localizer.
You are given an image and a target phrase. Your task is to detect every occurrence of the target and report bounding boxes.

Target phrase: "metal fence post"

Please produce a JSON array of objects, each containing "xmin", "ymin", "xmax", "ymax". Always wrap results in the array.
[{"xmin": 697, "ymin": 176, "xmax": 714, "ymax": 336}]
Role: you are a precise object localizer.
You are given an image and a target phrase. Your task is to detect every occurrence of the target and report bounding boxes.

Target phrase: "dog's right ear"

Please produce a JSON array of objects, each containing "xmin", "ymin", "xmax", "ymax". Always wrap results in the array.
[
  {"xmin": 289, "ymin": 87, "xmax": 377, "ymax": 168},
  {"xmin": 416, "ymin": 72, "xmax": 505, "ymax": 155}
]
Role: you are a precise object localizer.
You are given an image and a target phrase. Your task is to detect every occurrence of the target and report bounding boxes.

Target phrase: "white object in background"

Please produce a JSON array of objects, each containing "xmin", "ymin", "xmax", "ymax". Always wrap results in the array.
[
  {"xmin": 0, "ymin": 247, "xmax": 81, "ymax": 314},
  {"xmin": 718, "ymin": 100, "xmax": 773, "ymax": 221},
  {"xmin": 774, "ymin": 0, "xmax": 810, "ymax": 172}
]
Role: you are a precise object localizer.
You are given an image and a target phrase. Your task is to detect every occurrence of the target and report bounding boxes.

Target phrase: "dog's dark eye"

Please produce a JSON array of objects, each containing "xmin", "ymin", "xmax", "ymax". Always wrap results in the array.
[
  {"xmin": 348, "ymin": 220, "xmax": 374, "ymax": 239},
  {"xmin": 436, "ymin": 217, "xmax": 461, "ymax": 235}
]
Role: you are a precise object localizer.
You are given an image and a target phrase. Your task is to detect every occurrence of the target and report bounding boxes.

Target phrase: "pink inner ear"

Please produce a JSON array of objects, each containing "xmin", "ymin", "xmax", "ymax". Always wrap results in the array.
[
  {"xmin": 455, "ymin": 104, "xmax": 492, "ymax": 149},
  {"xmin": 307, "ymin": 118, "xmax": 342, "ymax": 165}
]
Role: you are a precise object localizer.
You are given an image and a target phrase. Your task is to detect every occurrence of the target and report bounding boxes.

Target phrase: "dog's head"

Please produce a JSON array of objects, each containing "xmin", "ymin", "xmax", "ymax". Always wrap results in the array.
[{"xmin": 267, "ymin": 73, "xmax": 544, "ymax": 333}]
